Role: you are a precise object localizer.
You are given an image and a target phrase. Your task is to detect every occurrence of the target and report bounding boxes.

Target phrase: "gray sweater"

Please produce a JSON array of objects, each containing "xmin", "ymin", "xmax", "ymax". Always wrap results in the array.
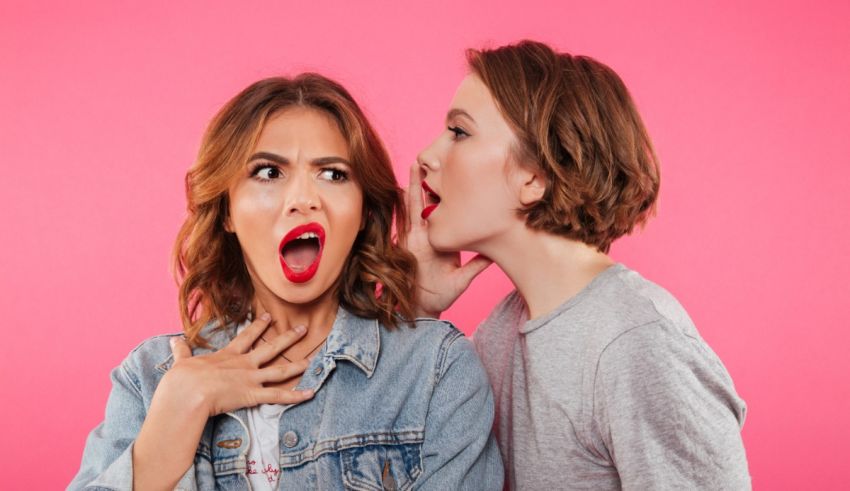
[{"xmin": 473, "ymin": 264, "xmax": 750, "ymax": 490}]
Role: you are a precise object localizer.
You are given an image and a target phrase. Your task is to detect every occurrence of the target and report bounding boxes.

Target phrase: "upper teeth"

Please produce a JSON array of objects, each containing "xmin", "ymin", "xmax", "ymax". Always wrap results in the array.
[{"xmin": 296, "ymin": 232, "xmax": 319, "ymax": 240}]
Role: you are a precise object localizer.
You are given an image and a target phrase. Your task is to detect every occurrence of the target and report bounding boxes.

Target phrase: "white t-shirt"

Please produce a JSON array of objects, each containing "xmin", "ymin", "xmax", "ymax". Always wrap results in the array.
[
  {"xmin": 244, "ymin": 403, "xmax": 285, "ymax": 490},
  {"xmin": 236, "ymin": 322, "xmax": 286, "ymax": 490}
]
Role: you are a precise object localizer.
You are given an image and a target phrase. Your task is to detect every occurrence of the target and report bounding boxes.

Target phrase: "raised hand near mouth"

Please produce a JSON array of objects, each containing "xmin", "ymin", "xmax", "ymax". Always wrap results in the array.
[
  {"xmin": 131, "ymin": 313, "xmax": 314, "ymax": 490},
  {"xmin": 402, "ymin": 164, "xmax": 492, "ymax": 319}
]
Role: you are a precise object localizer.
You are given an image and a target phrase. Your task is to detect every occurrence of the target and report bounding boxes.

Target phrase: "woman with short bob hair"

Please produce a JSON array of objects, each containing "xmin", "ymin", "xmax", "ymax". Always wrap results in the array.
[
  {"xmin": 408, "ymin": 40, "xmax": 750, "ymax": 489},
  {"xmin": 71, "ymin": 73, "xmax": 502, "ymax": 490}
]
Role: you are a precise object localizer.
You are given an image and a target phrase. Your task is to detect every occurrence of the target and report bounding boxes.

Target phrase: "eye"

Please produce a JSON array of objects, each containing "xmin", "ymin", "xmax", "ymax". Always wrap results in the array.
[
  {"xmin": 318, "ymin": 168, "xmax": 349, "ymax": 182},
  {"xmin": 447, "ymin": 125, "xmax": 469, "ymax": 141},
  {"xmin": 250, "ymin": 163, "xmax": 282, "ymax": 181}
]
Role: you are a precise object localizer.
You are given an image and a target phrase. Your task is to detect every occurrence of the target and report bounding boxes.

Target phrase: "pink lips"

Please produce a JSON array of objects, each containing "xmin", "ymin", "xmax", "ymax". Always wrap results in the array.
[
  {"xmin": 421, "ymin": 181, "xmax": 440, "ymax": 220},
  {"xmin": 278, "ymin": 222, "xmax": 325, "ymax": 283}
]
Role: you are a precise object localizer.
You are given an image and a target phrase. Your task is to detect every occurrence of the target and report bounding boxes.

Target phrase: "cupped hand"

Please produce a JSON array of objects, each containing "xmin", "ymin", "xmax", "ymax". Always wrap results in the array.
[
  {"xmin": 402, "ymin": 164, "xmax": 492, "ymax": 318},
  {"xmin": 162, "ymin": 313, "xmax": 314, "ymax": 417}
]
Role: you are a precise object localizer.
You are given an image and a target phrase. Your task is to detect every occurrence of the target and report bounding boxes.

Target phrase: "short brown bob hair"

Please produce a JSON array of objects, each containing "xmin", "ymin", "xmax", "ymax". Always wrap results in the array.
[
  {"xmin": 173, "ymin": 74, "xmax": 416, "ymax": 345},
  {"xmin": 468, "ymin": 40, "xmax": 660, "ymax": 253}
]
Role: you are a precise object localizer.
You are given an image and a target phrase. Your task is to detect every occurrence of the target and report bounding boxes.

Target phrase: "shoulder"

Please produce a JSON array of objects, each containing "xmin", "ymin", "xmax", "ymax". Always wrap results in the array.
[
  {"xmin": 473, "ymin": 289, "xmax": 525, "ymax": 342},
  {"xmin": 386, "ymin": 316, "xmax": 465, "ymax": 346},
  {"xmin": 593, "ymin": 318, "xmax": 745, "ymax": 423},
  {"xmin": 105, "ymin": 332, "xmax": 182, "ymax": 400},
  {"xmin": 381, "ymin": 317, "xmax": 483, "ymax": 379},
  {"xmin": 122, "ymin": 332, "xmax": 183, "ymax": 372},
  {"xmin": 572, "ymin": 265, "xmax": 701, "ymax": 352},
  {"xmin": 484, "ymin": 290, "xmax": 525, "ymax": 325}
]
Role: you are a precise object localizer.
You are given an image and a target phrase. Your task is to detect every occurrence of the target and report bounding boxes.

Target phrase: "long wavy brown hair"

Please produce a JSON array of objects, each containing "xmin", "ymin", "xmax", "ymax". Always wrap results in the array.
[{"xmin": 173, "ymin": 74, "xmax": 417, "ymax": 345}]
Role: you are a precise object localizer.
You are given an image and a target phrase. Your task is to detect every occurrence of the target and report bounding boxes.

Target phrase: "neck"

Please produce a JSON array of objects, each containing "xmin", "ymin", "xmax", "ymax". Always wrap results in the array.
[
  {"xmin": 250, "ymin": 284, "xmax": 339, "ymax": 343},
  {"xmin": 479, "ymin": 227, "xmax": 614, "ymax": 320}
]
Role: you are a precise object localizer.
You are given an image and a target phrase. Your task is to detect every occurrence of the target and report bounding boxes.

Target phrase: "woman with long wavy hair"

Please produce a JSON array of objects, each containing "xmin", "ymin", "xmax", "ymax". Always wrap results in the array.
[{"xmin": 70, "ymin": 74, "xmax": 502, "ymax": 490}]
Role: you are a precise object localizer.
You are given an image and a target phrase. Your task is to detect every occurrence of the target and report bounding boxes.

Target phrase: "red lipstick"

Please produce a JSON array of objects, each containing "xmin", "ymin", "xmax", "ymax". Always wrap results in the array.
[
  {"xmin": 421, "ymin": 181, "xmax": 440, "ymax": 220},
  {"xmin": 278, "ymin": 222, "xmax": 325, "ymax": 283}
]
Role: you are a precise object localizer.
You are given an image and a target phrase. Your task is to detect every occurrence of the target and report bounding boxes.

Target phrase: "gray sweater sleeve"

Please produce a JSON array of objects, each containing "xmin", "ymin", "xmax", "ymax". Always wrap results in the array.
[{"xmin": 591, "ymin": 321, "xmax": 751, "ymax": 490}]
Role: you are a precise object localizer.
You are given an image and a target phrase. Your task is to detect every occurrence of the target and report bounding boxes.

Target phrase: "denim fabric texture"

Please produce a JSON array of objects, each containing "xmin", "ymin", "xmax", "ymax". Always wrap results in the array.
[{"xmin": 69, "ymin": 307, "xmax": 503, "ymax": 490}]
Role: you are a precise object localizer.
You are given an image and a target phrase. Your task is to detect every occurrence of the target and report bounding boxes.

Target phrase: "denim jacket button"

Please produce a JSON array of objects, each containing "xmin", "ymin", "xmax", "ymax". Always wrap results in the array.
[
  {"xmin": 313, "ymin": 366, "xmax": 323, "ymax": 375},
  {"xmin": 283, "ymin": 430, "xmax": 299, "ymax": 448}
]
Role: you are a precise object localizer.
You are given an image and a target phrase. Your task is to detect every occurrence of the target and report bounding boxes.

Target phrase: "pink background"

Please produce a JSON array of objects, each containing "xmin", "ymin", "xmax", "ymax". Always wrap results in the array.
[{"xmin": 2, "ymin": 1, "xmax": 849, "ymax": 488}]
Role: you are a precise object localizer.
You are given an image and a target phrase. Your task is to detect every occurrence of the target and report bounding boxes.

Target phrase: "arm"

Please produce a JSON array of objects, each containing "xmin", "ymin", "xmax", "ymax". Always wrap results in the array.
[
  {"xmin": 593, "ymin": 322, "xmax": 750, "ymax": 490},
  {"xmin": 68, "ymin": 357, "xmax": 150, "ymax": 491},
  {"xmin": 416, "ymin": 331, "xmax": 504, "ymax": 490},
  {"xmin": 69, "ymin": 316, "xmax": 313, "ymax": 490}
]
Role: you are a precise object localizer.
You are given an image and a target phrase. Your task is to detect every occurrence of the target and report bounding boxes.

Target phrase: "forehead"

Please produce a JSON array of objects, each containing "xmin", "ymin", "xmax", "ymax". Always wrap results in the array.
[
  {"xmin": 450, "ymin": 75, "xmax": 519, "ymax": 151},
  {"xmin": 449, "ymin": 75, "xmax": 502, "ymax": 120},
  {"xmin": 254, "ymin": 106, "xmax": 350, "ymax": 158}
]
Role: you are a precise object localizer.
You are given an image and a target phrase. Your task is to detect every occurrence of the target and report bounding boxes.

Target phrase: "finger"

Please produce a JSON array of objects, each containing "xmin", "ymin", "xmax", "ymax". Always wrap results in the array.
[
  {"xmin": 255, "ymin": 360, "xmax": 310, "ymax": 384},
  {"xmin": 254, "ymin": 387, "xmax": 315, "ymax": 406},
  {"xmin": 249, "ymin": 325, "xmax": 307, "ymax": 366},
  {"xmin": 407, "ymin": 164, "xmax": 424, "ymax": 221},
  {"xmin": 229, "ymin": 313, "xmax": 272, "ymax": 353},
  {"xmin": 169, "ymin": 336, "xmax": 192, "ymax": 361},
  {"xmin": 456, "ymin": 254, "xmax": 493, "ymax": 289}
]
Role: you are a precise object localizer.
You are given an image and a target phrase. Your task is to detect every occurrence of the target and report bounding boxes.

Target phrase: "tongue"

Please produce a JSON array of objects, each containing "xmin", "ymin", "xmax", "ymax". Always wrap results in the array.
[{"xmin": 282, "ymin": 241, "xmax": 319, "ymax": 272}]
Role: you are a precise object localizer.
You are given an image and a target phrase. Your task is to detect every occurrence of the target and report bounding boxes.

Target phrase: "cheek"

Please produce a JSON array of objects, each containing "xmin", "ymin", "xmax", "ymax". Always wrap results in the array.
[
  {"xmin": 230, "ymin": 188, "xmax": 280, "ymax": 231},
  {"xmin": 446, "ymin": 148, "xmax": 513, "ymax": 211},
  {"xmin": 325, "ymin": 191, "xmax": 364, "ymax": 248},
  {"xmin": 434, "ymin": 150, "xmax": 518, "ymax": 247}
]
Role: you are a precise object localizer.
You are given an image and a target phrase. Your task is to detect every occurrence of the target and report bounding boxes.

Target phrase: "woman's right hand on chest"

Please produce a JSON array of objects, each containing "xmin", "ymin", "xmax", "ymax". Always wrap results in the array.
[
  {"xmin": 132, "ymin": 314, "xmax": 314, "ymax": 489},
  {"xmin": 158, "ymin": 313, "xmax": 315, "ymax": 417}
]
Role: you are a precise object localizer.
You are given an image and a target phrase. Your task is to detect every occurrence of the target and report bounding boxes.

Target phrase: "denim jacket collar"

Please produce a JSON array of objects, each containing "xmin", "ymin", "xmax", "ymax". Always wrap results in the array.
[{"xmin": 155, "ymin": 306, "xmax": 380, "ymax": 378}]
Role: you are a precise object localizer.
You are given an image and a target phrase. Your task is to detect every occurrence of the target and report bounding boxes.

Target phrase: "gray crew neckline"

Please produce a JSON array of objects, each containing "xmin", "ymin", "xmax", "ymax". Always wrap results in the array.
[{"xmin": 519, "ymin": 263, "xmax": 626, "ymax": 334}]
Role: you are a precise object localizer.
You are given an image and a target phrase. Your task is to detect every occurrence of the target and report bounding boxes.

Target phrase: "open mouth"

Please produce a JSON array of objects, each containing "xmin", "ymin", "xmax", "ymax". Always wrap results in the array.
[
  {"xmin": 421, "ymin": 181, "xmax": 441, "ymax": 220},
  {"xmin": 279, "ymin": 222, "xmax": 325, "ymax": 283}
]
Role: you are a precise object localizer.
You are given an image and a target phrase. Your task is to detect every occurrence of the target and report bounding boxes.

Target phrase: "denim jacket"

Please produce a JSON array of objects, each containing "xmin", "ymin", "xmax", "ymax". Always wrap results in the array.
[{"xmin": 69, "ymin": 308, "xmax": 503, "ymax": 490}]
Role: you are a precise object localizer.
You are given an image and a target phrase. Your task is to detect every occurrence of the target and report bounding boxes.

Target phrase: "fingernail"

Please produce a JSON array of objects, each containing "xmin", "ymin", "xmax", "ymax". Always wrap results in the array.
[
  {"xmin": 294, "ymin": 324, "xmax": 306, "ymax": 334},
  {"xmin": 261, "ymin": 312, "xmax": 271, "ymax": 321}
]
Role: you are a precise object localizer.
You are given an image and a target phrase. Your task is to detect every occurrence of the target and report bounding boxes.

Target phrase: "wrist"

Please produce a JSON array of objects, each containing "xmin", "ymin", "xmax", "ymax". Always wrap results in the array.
[{"xmin": 156, "ymin": 370, "xmax": 210, "ymax": 417}]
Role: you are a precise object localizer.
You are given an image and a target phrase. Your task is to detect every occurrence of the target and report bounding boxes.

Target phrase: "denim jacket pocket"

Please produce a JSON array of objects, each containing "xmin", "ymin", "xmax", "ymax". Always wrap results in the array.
[{"xmin": 341, "ymin": 442, "xmax": 422, "ymax": 491}]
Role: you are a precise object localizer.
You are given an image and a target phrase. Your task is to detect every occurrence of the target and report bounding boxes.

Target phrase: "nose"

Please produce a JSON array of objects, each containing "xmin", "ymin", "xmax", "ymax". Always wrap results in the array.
[
  {"xmin": 285, "ymin": 171, "xmax": 321, "ymax": 216},
  {"xmin": 417, "ymin": 141, "xmax": 441, "ymax": 174}
]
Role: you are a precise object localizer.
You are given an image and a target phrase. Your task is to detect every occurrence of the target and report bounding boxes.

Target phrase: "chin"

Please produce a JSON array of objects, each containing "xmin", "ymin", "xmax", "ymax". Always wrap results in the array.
[
  {"xmin": 427, "ymin": 228, "xmax": 465, "ymax": 253},
  {"xmin": 276, "ymin": 287, "xmax": 327, "ymax": 306},
  {"xmin": 269, "ymin": 275, "xmax": 333, "ymax": 305}
]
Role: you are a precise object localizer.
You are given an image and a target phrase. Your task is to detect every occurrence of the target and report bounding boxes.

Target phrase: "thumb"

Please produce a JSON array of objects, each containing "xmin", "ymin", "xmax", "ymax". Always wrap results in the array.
[
  {"xmin": 456, "ymin": 254, "xmax": 493, "ymax": 289},
  {"xmin": 169, "ymin": 336, "xmax": 193, "ymax": 361}
]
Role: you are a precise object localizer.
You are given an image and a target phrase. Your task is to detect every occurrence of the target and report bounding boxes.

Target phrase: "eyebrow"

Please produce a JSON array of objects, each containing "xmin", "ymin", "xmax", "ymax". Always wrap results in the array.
[
  {"xmin": 248, "ymin": 152, "xmax": 352, "ymax": 166},
  {"xmin": 446, "ymin": 108, "xmax": 476, "ymax": 124}
]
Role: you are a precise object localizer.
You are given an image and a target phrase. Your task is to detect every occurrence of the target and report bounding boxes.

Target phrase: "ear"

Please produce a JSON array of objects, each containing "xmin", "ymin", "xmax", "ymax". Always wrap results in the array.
[
  {"xmin": 223, "ymin": 213, "xmax": 234, "ymax": 233},
  {"xmin": 518, "ymin": 167, "xmax": 547, "ymax": 206}
]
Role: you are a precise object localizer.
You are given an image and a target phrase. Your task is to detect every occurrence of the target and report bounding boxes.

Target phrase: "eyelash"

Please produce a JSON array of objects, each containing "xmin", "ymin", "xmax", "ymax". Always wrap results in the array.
[
  {"xmin": 448, "ymin": 125, "xmax": 469, "ymax": 140},
  {"xmin": 248, "ymin": 163, "xmax": 350, "ymax": 183},
  {"xmin": 249, "ymin": 163, "xmax": 281, "ymax": 181},
  {"xmin": 318, "ymin": 167, "xmax": 350, "ymax": 182}
]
